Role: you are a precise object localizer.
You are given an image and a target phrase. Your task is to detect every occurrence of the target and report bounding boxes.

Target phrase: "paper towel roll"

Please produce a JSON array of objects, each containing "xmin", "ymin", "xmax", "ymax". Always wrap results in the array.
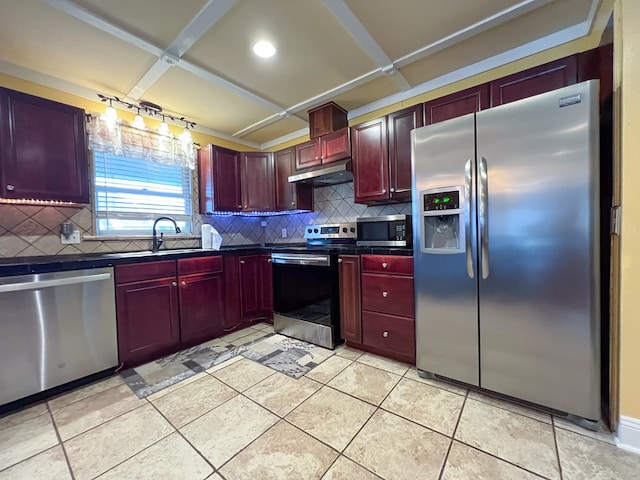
[{"xmin": 201, "ymin": 224, "xmax": 213, "ymax": 249}]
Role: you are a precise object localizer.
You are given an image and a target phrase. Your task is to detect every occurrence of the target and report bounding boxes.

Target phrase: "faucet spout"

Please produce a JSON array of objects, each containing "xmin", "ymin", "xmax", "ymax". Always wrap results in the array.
[{"xmin": 152, "ymin": 217, "xmax": 181, "ymax": 252}]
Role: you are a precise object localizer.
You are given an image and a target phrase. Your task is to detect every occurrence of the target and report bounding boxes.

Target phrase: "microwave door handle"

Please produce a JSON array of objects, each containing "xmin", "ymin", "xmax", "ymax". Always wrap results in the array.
[
  {"xmin": 465, "ymin": 158, "xmax": 474, "ymax": 279},
  {"xmin": 478, "ymin": 156, "xmax": 489, "ymax": 279}
]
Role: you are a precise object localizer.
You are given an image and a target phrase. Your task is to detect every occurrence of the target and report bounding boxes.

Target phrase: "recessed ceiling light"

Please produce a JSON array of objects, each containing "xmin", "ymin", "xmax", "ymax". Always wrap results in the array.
[{"xmin": 252, "ymin": 40, "xmax": 276, "ymax": 58}]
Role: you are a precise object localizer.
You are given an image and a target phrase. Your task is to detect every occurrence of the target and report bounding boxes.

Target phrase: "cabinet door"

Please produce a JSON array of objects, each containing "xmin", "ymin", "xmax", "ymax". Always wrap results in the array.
[
  {"xmin": 361, "ymin": 273, "xmax": 415, "ymax": 319},
  {"xmin": 362, "ymin": 311, "xmax": 415, "ymax": 363},
  {"xmin": 212, "ymin": 146, "xmax": 242, "ymax": 212},
  {"xmin": 198, "ymin": 146, "xmax": 214, "ymax": 214},
  {"xmin": 241, "ymin": 152, "xmax": 274, "ymax": 211},
  {"xmin": 320, "ymin": 127, "xmax": 350, "ymax": 164},
  {"xmin": 388, "ymin": 105, "xmax": 423, "ymax": 201},
  {"xmin": 490, "ymin": 56, "xmax": 578, "ymax": 107},
  {"xmin": 424, "ymin": 84, "xmax": 489, "ymax": 126},
  {"xmin": 239, "ymin": 255, "xmax": 262, "ymax": 319},
  {"xmin": 274, "ymin": 147, "xmax": 313, "ymax": 211},
  {"xmin": 352, "ymin": 118, "xmax": 389, "ymax": 204},
  {"xmin": 295, "ymin": 138, "xmax": 321, "ymax": 169},
  {"xmin": 339, "ymin": 255, "xmax": 362, "ymax": 343},
  {"xmin": 0, "ymin": 88, "xmax": 89, "ymax": 203},
  {"xmin": 260, "ymin": 254, "xmax": 273, "ymax": 320},
  {"xmin": 179, "ymin": 273, "xmax": 224, "ymax": 344},
  {"xmin": 308, "ymin": 102, "xmax": 348, "ymax": 138},
  {"xmin": 116, "ymin": 277, "xmax": 180, "ymax": 367}
]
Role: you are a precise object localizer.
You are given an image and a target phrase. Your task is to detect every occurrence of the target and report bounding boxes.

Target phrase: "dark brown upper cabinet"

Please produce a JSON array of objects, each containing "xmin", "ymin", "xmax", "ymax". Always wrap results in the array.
[
  {"xmin": 424, "ymin": 84, "xmax": 490, "ymax": 125},
  {"xmin": 240, "ymin": 152, "xmax": 274, "ymax": 212},
  {"xmin": 352, "ymin": 105, "xmax": 423, "ymax": 205},
  {"xmin": 198, "ymin": 145, "xmax": 242, "ymax": 213},
  {"xmin": 308, "ymin": 101, "xmax": 348, "ymax": 139},
  {"xmin": 294, "ymin": 127, "xmax": 350, "ymax": 170},
  {"xmin": 0, "ymin": 87, "xmax": 89, "ymax": 203},
  {"xmin": 274, "ymin": 147, "xmax": 313, "ymax": 211}
]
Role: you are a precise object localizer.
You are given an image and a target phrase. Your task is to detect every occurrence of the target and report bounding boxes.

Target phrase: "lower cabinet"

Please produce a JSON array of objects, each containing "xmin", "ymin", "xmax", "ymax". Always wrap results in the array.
[
  {"xmin": 339, "ymin": 254, "xmax": 415, "ymax": 364},
  {"xmin": 115, "ymin": 256, "xmax": 225, "ymax": 367}
]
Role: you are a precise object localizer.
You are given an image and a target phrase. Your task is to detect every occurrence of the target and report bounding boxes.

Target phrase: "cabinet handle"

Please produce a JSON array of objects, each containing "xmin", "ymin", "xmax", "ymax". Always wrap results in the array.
[
  {"xmin": 382, "ymin": 262, "xmax": 388, "ymax": 268},
  {"xmin": 382, "ymin": 291, "xmax": 388, "ymax": 298},
  {"xmin": 338, "ymin": 258, "xmax": 343, "ymax": 263},
  {"xmin": 171, "ymin": 281, "xmax": 177, "ymax": 287},
  {"xmin": 382, "ymin": 188, "xmax": 387, "ymax": 194},
  {"xmin": 181, "ymin": 281, "xmax": 186, "ymax": 286},
  {"xmin": 6, "ymin": 185, "xmax": 15, "ymax": 191},
  {"xmin": 240, "ymin": 260, "xmax": 245, "ymax": 264},
  {"xmin": 383, "ymin": 331, "xmax": 389, "ymax": 338},
  {"xmin": 390, "ymin": 187, "xmax": 395, "ymax": 193}
]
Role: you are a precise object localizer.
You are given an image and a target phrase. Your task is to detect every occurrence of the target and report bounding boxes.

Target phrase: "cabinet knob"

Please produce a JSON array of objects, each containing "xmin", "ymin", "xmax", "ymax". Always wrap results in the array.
[
  {"xmin": 390, "ymin": 187, "xmax": 395, "ymax": 193},
  {"xmin": 382, "ymin": 262, "xmax": 388, "ymax": 268},
  {"xmin": 315, "ymin": 156, "xmax": 320, "ymax": 160},
  {"xmin": 383, "ymin": 331, "xmax": 389, "ymax": 338},
  {"xmin": 291, "ymin": 202, "xmax": 296, "ymax": 206},
  {"xmin": 382, "ymin": 291, "xmax": 388, "ymax": 298},
  {"xmin": 240, "ymin": 260, "xmax": 246, "ymax": 264},
  {"xmin": 244, "ymin": 205, "xmax": 248, "ymax": 209},
  {"xmin": 320, "ymin": 155, "xmax": 324, "ymax": 160},
  {"xmin": 267, "ymin": 258, "xmax": 272, "ymax": 263},
  {"xmin": 238, "ymin": 204, "xmax": 242, "ymax": 208},
  {"xmin": 6, "ymin": 184, "xmax": 15, "ymax": 191},
  {"xmin": 171, "ymin": 281, "xmax": 177, "ymax": 287},
  {"xmin": 338, "ymin": 258, "xmax": 343, "ymax": 263},
  {"xmin": 382, "ymin": 188, "xmax": 387, "ymax": 194},
  {"xmin": 181, "ymin": 281, "xmax": 186, "ymax": 286}
]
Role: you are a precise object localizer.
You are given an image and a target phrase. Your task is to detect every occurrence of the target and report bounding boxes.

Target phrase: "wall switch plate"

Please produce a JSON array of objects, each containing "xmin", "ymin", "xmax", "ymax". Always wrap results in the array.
[
  {"xmin": 61, "ymin": 230, "xmax": 81, "ymax": 244},
  {"xmin": 281, "ymin": 228, "xmax": 287, "ymax": 238}
]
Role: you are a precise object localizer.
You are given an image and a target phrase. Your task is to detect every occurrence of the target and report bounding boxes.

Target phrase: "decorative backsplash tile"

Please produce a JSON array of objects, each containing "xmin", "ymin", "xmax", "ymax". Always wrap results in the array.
[{"xmin": 0, "ymin": 177, "xmax": 411, "ymax": 257}]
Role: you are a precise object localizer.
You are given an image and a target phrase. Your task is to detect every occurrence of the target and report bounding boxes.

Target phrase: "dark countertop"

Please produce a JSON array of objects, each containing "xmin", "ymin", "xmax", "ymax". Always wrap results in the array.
[{"xmin": 0, "ymin": 243, "xmax": 413, "ymax": 277}]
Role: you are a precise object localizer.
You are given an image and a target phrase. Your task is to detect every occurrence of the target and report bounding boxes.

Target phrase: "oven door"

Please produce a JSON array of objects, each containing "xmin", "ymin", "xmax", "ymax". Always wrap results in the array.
[{"xmin": 271, "ymin": 253, "xmax": 339, "ymax": 348}]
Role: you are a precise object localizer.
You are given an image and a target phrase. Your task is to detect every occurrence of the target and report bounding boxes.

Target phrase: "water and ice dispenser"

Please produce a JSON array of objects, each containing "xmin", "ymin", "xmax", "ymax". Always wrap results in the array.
[{"xmin": 420, "ymin": 186, "xmax": 465, "ymax": 254}]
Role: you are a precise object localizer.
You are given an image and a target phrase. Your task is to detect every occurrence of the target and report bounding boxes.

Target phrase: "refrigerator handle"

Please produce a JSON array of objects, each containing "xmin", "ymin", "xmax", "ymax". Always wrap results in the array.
[
  {"xmin": 479, "ymin": 156, "xmax": 490, "ymax": 279},
  {"xmin": 464, "ymin": 159, "xmax": 474, "ymax": 278}
]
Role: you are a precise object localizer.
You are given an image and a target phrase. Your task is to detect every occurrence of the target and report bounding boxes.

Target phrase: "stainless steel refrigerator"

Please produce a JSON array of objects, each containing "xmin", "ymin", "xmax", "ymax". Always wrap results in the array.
[{"xmin": 411, "ymin": 80, "xmax": 600, "ymax": 421}]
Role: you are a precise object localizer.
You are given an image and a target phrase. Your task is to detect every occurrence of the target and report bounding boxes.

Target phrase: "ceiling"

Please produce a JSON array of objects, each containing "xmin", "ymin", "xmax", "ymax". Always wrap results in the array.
[{"xmin": 0, "ymin": 0, "xmax": 601, "ymax": 148}]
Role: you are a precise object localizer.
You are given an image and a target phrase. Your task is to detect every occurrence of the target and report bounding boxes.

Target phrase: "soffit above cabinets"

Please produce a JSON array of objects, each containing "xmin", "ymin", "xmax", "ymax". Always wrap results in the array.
[{"xmin": 0, "ymin": 0, "xmax": 602, "ymax": 148}]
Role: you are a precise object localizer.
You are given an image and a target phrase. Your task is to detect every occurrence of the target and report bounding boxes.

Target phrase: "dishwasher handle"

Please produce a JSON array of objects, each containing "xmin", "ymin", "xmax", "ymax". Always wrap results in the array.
[{"xmin": 0, "ymin": 273, "xmax": 112, "ymax": 294}]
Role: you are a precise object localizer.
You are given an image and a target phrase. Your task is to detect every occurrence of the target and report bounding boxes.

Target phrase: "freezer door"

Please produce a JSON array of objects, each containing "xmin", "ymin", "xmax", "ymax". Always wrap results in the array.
[
  {"xmin": 476, "ymin": 80, "xmax": 600, "ymax": 419},
  {"xmin": 412, "ymin": 114, "xmax": 479, "ymax": 386}
]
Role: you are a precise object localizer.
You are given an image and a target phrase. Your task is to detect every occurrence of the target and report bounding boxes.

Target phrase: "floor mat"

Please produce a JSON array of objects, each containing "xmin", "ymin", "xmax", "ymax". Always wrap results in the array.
[{"xmin": 121, "ymin": 332, "xmax": 335, "ymax": 398}]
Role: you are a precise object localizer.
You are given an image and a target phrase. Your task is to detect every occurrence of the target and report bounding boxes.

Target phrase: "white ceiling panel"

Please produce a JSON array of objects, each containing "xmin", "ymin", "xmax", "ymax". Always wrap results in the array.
[
  {"xmin": 184, "ymin": 0, "xmax": 378, "ymax": 107},
  {"xmin": 242, "ymin": 116, "xmax": 308, "ymax": 144}
]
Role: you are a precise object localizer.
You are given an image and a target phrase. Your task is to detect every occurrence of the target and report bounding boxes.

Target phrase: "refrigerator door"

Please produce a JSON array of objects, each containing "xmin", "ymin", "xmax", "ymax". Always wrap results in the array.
[
  {"xmin": 476, "ymin": 80, "xmax": 600, "ymax": 419},
  {"xmin": 412, "ymin": 114, "xmax": 479, "ymax": 386}
]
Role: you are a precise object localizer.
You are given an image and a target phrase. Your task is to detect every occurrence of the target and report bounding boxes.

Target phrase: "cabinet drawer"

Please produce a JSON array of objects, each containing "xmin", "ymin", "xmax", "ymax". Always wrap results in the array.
[
  {"xmin": 361, "ymin": 255, "xmax": 413, "ymax": 275},
  {"xmin": 115, "ymin": 260, "xmax": 177, "ymax": 284},
  {"xmin": 362, "ymin": 273, "xmax": 414, "ymax": 318},
  {"xmin": 362, "ymin": 311, "xmax": 415, "ymax": 359},
  {"xmin": 178, "ymin": 256, "xmax": 223, "ymax": 275}
]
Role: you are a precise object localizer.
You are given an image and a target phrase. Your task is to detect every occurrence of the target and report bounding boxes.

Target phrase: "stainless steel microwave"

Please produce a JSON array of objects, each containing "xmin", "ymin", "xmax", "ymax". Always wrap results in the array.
[{"xmin": 356, "ymin": 214, "xmax": 412, "ymax": 247}]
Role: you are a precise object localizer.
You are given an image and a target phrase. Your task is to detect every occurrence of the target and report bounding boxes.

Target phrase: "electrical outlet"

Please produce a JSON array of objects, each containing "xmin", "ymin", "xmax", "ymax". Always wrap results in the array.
[
  {"xmin": 281, "ymin": 228, "xmax": 287, "ymax": 238},
  {"xmin": 61, "ymin": 230, "xmax": 81, "ymax": 244},
  {"xmin": 260, "ymin": 220, "xmax": 267, "ymax": 227}
]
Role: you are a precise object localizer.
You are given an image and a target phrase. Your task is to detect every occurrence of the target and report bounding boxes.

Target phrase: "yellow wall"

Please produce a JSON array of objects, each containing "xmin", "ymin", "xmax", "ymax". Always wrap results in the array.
[
  {"xmin": 0, "ymin": 72, "xmax": 256, "ymax": 152},
  {"xmin": 617, "ymin": 0, "xmax": 640, "ymax": 420}
]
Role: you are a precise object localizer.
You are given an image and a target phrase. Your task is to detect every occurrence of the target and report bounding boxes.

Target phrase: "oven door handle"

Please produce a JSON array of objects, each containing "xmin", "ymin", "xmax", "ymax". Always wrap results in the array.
[{"xmin": 270, "ymin": 254, "xmax": 331, "ymax": 266}]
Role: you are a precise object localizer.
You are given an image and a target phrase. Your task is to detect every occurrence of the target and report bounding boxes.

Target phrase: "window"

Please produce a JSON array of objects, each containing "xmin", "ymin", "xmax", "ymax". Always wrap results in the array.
[{"xmin": 93, "ymin": 151, "xmax": 193, "ymax": 235}]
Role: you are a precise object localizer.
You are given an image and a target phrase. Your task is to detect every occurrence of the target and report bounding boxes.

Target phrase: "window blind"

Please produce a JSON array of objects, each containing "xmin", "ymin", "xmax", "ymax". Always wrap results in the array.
[{"xmin": 94, "ymin": 151, "xmax": 192, "ymax": 235}]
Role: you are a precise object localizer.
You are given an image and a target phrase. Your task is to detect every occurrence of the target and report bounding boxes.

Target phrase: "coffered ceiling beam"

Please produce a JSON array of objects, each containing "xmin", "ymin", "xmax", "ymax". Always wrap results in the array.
[
  {"xmin": 43, "ymin": 0, "xmax": 286, "ymax": 113},
  {"xmin": 321, "ymin": 0, "xmax": 412, "ymax": 92}
]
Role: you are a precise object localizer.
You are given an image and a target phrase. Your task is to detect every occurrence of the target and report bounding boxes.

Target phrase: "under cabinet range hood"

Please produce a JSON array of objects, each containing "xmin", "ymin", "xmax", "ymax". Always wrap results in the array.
[{"xmin": 288, "ymin": 159, "xmax": 353, "ymax": 186}]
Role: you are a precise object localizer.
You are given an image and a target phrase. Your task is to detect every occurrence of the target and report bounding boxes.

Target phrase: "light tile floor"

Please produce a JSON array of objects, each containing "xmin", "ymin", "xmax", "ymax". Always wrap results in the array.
[{"xmin": 1, "ymin": 324, "xmax": 639, "ymax": 480}]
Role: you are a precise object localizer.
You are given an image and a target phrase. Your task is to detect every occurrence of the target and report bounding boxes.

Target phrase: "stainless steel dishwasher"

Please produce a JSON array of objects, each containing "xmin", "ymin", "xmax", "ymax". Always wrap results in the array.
[{"xmin": 0, "ymin": 267, "xmax": 118, "ymax": 406}]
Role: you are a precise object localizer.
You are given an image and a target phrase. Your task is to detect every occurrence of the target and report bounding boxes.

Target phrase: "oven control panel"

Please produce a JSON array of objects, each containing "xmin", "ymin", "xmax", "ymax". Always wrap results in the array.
[{"xmin": 305, "ymin": 223, "xmax": 357, "ymax": 240}]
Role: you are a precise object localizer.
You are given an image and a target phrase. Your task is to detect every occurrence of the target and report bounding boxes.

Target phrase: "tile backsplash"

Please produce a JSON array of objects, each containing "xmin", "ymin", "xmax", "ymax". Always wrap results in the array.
[{"xmin": 0, "ymin": 180, "xmax": 410, "ymax": 257}]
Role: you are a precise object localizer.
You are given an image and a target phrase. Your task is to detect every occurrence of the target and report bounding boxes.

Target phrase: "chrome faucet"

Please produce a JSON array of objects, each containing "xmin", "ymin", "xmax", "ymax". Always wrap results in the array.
[{"xmin": 152, "ymin": 217, "xmax": 181, "ymax": 252}]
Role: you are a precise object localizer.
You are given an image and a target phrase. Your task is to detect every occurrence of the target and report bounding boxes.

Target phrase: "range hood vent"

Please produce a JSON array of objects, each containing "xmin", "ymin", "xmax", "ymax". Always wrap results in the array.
[{"xmin": 288, "ymin": 159, "xmax": 353, "ymax": 186}]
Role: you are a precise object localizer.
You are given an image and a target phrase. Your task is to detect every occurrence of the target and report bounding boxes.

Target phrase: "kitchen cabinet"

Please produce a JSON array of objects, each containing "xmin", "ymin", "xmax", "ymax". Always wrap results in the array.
[
  {"xmin": 177, "ymin": 256, "xmax": 224, "ymax": 345},
  {"xmin": 115, "ymin": 257, "xmax": 225, "ymax": 366},
  {"xmin": 577, "ymin": 44, "xmax": 613, "ymax": 108},
  {"xmin": 0, "ymin": 87, "xmax": 89, "ymax": 204},
  {"xmin": 240, "ymin": 152, "xmax": 274, "ymax": 211},
  {"xmin": 490, "ymin": 56, "xmax": 578, "ymax": 107},
  {"xmin": 339, "ymin": 255, "xmax": 362, "ymax": 344},
  {"xmin": 360, "ymin": 255, "xmax": 415, "ymax": 363},
  {"xmin": 115, "ymin": 261, "xmax": 181, "ymax": 367},
  {"xmin": 223, "ymin": 254, "xmax": 273, "ymax": 330},
  {"xmin": 352, "ymin": 105, "xmax": 422, "ymax": 204},
  {"xmin": 274, "ymin": 147, "xmax": 313, "ymax": 211},
  {"xmin": 294, "ymin": 127, "xmax": 350, "ymax": 170},
  {"xmin": 308, "ymin": 101, "xmax": 348, "ymax": 139},
  {"xmin": 199, "ymin": 145, "xmax": 242, "ymax": 213},
  {"xmin": 424, "ymin": 84, "xmax": 490, "ymax": 125}
]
